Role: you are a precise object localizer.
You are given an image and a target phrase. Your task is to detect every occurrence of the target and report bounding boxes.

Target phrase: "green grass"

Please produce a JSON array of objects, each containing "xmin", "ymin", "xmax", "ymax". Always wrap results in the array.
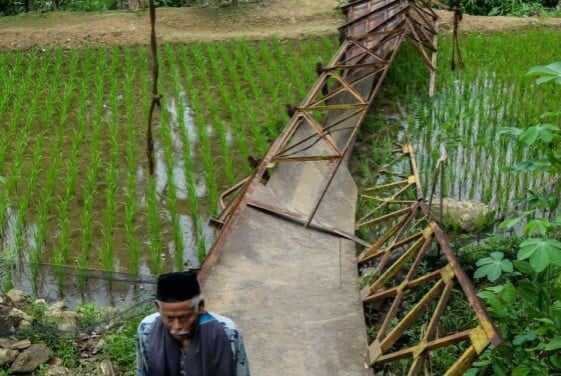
[
  {"xmin": 0, "ymin": 36, "xmax": 339, "ymax": 292},
  {"xmin": 352, "ymin": 28, "xmax": 561, "ymax": 374},
  {"xmin": 354, "ymin": 29, "xmax": 561, "ymax": 222}
]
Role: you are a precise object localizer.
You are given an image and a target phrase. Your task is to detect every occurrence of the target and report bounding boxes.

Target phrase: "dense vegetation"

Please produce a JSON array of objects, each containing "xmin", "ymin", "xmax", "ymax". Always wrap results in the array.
[
  {"xmin": 0, "ymin": 37, "xmax": 338, "ymax": 295},
  {"xmin": 459, "ymin": 0, "xmax": 560, "ymax": 16},
  {"xmin": 1, "ymin": 17, "xmax": 560, "ymax": 374},
  {"xmin": 0, "ymin": 0, "xmax": 245, "ymax": 15},
  {"xmin": 0, "ymin": 0, "xmax": 559, "ymax": 16},
  {"xmin": 353, "ymin": 30, "xmax": 561, "ymax": 374}
]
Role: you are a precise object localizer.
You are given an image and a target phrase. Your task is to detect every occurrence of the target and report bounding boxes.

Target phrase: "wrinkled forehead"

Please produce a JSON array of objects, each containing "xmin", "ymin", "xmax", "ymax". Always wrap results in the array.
[{"xmin": 157, "ymin": 300, "xmax": 197, "ymax": 316}]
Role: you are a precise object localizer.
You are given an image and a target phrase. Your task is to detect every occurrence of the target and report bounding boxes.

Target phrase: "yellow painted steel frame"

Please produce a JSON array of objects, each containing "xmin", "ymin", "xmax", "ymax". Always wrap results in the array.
[{"xmin": 358, "ymin": 143, "xmax": 501, "ymax": 375}]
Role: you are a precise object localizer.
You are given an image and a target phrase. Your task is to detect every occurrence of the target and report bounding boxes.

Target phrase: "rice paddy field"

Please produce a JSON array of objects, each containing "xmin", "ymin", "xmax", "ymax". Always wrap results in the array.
[
  {"xmin": 355, "ymin": 29, "xmax": 561, "ymax": 224},
  {"xmin": 1, "ymin": 29, "xmax": 561, "ymax": 302},
  {"xmin": 0, "ymin": 37, "xmax": 339, "ymax": 298}
]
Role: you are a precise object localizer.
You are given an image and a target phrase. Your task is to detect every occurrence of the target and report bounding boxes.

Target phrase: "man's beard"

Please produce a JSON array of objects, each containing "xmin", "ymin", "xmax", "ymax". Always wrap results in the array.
[{"xmin": 172, "ymin": 323, "xmax": 197, "ymax": 340}]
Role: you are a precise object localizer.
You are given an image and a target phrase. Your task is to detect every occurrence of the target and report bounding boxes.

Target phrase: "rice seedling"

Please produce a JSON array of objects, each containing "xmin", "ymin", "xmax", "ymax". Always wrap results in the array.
[
  {"xmin": 146, "ymin": 176, "xmax": 163, "ymax": 274},
  {"xmin": 8, "ymin": 31, "xmax": 558, "ymax": 301},
  {"xmin": 371, "ymin": 30, "xmax": 561, "ymax": 221}
]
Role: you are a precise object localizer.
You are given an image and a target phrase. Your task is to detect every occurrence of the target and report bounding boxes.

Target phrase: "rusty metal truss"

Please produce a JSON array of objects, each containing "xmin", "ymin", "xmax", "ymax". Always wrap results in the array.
[
  {"xmin": 202, "ymin": 0, "xmax": 441, "ymax": 278},
  {"xmin": 357, "ymin": 143, "xmax": 501, "ymax": 374},
  {"xmin": 199, "ymin": 0, "xmax": 500, "ymax": 373}
]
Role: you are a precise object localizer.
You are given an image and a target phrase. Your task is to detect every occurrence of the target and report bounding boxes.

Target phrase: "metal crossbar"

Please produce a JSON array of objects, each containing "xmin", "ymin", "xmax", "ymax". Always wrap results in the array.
[
  {"xmin": 358, "ymin": 143, "xmax": 501, "ymax": 374},
  {"xmin": 204, "ymin": 0, "xmax": 440, "ymax": 256},
  {"xmin": 200, "ymin": 0, "xmax": 499, "ymax": 373}
]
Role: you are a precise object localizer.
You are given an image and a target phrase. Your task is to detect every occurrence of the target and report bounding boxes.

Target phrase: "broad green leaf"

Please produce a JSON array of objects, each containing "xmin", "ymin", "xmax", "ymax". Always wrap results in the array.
[
  {"xmin": 528, "ymin": 62, "xmax": 561, "ymax": 85},
  {"xmin": 528, "ymin": 66, "xmax": 553, "ymax": 76},
  {"xmin": 535, "ymin": 318, "xmax": 555, "ymax": 325},
  {"xmin": 487, "ymin": 264, "xmax": 502, "ymax": 282},
  {"xmin": 474, "ymin": 253, "xmax": 512, "ymax": 282},
  {"xmin": 490, "ymin": 252, "xmax": 504, "ymax": 260},
  {"xmin": 520, "ymin": 124, "xmax": 559, "ymax": 145},
  {"xmin": 498, "ymin": 127, "xmax": 523, "ymax": 137},
  {"xmin": 477, "ymin": 290, "xmax": 507, "ymax": 317},
  {"xmin": 520, "ymin": 126, "xmax": 540, "ymax": 145},
  {"xmin": 544, "ymin": 337, "xmax": 561, "ymax": 351},
  {"xmin": 519, "ymin": 238, "xmax": 561, "ymax": 272},
  {"xmin": 498, "ymin": 216, "xmax": 524, "ymax": 230},
  {"xmin": 528, "ymin": 63, "xmax": 560, "ymax": 76},
  {"xmin": 513, "ymin": 160, "xmax": 552, "ymax": 173},
  {"xmin": 512, "ymin": 366, "xmax": 530, "ymax": 376},
  {"xmin": 474, "ymin": 265, "xmax": 489, "ymax": 279},
  {"xmin": 486, "ymin": 285, "xmax": 506, "ymax": 293},
  {"xmin": 518, "ymin": 241, "xmax": 537, "ymax": 260},
  {"xmin": 541, "ymin": 111, "xmax": 561, "ymax": 120},
  {"xmin": 500, "ymin": 282, "xmax": 516, "ymax": 304},
  {"xmin": 524, "ymin": 219, "xmax": 550, "ymax": 236},
  {"xmin": 550, "ymin": 353, "xmax": 561, "ymax": 369},
  {"xmin": 517, "ymin": 280, "xmax": 539, "ymax": 305},
  {"xmin": 476, "ymin": 257, "xmax": 494, "ymax": 266},
  {"xmin": 513, "ymin": 331, "xmax": 537, "ymax": 346},
  {"xmin": 492, "ymin": 362, "xmax": 508, "ymax": 376},
  {"xmin": 501, "ymin": 259, "xmax": 513, "ymax": 272},
  {"xmin": 530, "ymin": 248, "xmax": 550, "ymax": 273},
  {"xmin": 536, "ymin": 75, "xmax": 559, "ymax": 85},
  {"xmin": 513, "ymin": 260, "xmax": 533, "ymax": 275}
]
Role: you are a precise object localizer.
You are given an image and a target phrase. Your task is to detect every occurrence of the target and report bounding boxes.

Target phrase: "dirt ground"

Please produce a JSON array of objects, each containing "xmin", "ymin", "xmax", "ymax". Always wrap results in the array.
[{"xmin": 0, "ymin": 0, "xmax": 560, "ymax": 50}]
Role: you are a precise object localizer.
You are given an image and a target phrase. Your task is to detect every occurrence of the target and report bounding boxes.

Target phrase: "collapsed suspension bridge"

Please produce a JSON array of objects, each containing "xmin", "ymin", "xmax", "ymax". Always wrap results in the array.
[{"xmin": 166, "ymin": 0, "xmax": 504, "ymax": 374}]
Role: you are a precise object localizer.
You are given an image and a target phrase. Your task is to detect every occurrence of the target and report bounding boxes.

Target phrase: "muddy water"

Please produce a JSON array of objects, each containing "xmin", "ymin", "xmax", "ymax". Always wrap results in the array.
[
  {"xmin": 0, "ymin": 92, "xmax": 220, "ymax": 307},
  {"xmin": 406, "ymin": 73, "xmax": 557, "ymax": 219}
]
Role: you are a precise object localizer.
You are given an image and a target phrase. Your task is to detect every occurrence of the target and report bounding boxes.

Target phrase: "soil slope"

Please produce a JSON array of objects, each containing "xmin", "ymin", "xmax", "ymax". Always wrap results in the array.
[{"xmin": 1, "ymin": 0, "xmax": 560, "ymax": 50}]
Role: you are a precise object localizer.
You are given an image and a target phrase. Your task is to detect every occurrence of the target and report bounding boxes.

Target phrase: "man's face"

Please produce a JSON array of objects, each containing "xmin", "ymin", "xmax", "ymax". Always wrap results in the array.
[{"xmin": 156, "ymin": 300, "xmax": 199, "ymax": 342}]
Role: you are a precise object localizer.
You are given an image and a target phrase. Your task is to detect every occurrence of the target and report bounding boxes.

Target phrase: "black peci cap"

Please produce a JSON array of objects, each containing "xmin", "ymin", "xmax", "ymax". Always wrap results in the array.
[{"xmin": 156, "ymin": 271, "xmax": 201, "ymax": 302}]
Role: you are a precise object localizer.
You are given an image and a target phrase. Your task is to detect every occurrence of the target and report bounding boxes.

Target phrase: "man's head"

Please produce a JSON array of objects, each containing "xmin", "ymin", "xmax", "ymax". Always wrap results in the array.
[{"xmin": 155, "ymin": 271, "xmax": 204, "ymax": 342}]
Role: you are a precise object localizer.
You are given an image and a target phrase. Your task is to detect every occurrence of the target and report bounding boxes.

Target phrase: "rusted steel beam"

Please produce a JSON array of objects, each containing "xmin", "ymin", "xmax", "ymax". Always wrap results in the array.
[
  {"xmin": 246, "ymin": 200, "xmax": 370, "ymax": 248},
  {"xmin": 358, "ymin": 230, "xmax": 423, "ymax": 263},
  {"xmin": 199, "ymin": 33, "xmax": 358, "ymax": 282},
  {"xmin": 273, "ymin": 108, "xmax": 365, "ymax": 158},
  {"xmin": 218, "ymin": 176, "xmax": 251, "ymax": 211},
  {"xmin": 339, "ymin": 0, "xmax": 406, "ymax": 32},
  {"xmin": 425, "ymin": 215, "xmax": 502, "ymax": 346},
  {"xmin": 374, "ymin": 330, "xmax": 472, "ymax": 363},
  {"xmin": 273, "ymin": 155, "xmax": 341, "ymax": 163},
  {"xmin": 305, "ymin": 33, "xmax": 407, "ymax": 226},
  {"xmin": 346, "ymin": 4, "xmax": 411, "ymax": 40},
  {"xmin": 357, "ymin": 206, "xmax": 411, "ymax": 228},
  {"xmin": 320, "ymin": 61, "xmax": 383, "ymax": 72},
  {"xmin": 363, "ymin": 269, "xmax": 442, "ymax": 301},
  {"xmin": 360, "ymin": 141, "xmax": 501, "ymax": 373}
]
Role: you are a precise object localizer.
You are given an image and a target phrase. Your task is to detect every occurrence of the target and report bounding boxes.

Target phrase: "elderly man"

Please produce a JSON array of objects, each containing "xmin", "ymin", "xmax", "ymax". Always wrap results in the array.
[{"xmin": 136, "ymin": 271, "xmax": 250, "ymax": 376}]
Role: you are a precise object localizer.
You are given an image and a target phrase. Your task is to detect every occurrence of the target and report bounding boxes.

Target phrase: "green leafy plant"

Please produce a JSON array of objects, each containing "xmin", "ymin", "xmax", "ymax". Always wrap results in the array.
[
  {"xmin": 518, "ymin": 237, "xmax": 561, "ymax": 272},
  {"xmin": 474, "ymin": 251, "xmax": 513, "ymax": 282},
  {"xmin": 469, "ymin": 61, "xmax": 561, "ymax": 375}
]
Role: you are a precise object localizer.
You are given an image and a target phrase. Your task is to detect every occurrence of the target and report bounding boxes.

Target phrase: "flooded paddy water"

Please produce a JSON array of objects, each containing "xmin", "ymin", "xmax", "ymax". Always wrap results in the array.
[
  {"xmin": 2, "ymin": 29, "xmax": 560, "ymax": 307},
  {"xmin": 0, "ymin": 37, "xmax": 339, "ymax": 306},
  {"xmin": 353, "ymin": 30, "xmax": 561, "ymax": 235}
]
